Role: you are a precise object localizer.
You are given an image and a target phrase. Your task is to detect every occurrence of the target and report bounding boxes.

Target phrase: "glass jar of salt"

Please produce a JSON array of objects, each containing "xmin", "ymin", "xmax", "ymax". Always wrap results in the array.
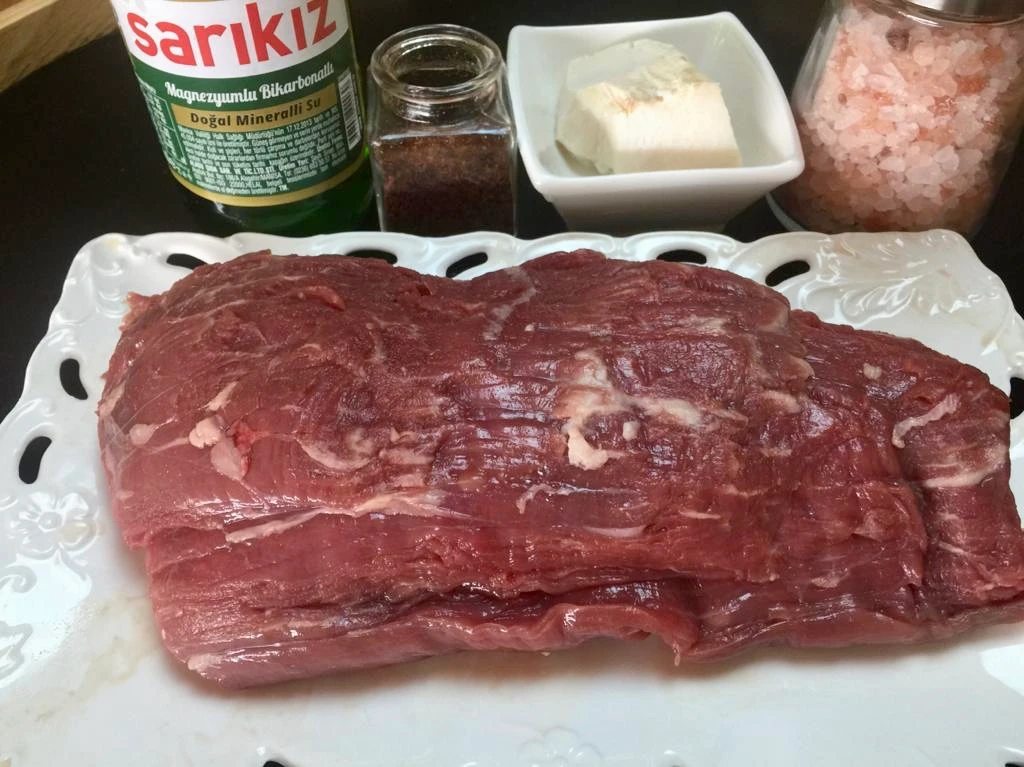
[
  {"xmin": 367, "ymin": 25, "xmax": 517, "ymax": 236},
  {"xmin": 771, "ymin": 0, "xmax": 1024, "ymax": 235}
]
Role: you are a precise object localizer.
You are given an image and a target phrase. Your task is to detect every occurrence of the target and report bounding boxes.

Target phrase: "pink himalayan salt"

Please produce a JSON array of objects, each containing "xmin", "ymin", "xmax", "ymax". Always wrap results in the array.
[{"xmin": 776, "ymin": 0, "xmax": 1024, "ymax": 234}]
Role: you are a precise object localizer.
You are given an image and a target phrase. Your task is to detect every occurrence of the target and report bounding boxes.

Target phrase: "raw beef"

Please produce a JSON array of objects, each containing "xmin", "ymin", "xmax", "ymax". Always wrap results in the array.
[{"xmin": 97, "ymin": 250, "xmax": 1024, "ymax": 688}]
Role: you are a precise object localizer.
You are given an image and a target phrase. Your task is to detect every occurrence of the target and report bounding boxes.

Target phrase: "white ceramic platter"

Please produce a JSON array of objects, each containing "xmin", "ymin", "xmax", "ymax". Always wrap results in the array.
[{"xmin": 1, "ymin": 229, "xmax": 1023, "ymax": 767}]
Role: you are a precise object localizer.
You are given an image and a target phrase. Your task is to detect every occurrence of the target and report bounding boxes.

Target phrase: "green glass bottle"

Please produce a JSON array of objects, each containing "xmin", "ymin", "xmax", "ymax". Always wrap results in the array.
[{"xmin": 110, "ymin": 0, "xmax": 372, "ymax": 235}]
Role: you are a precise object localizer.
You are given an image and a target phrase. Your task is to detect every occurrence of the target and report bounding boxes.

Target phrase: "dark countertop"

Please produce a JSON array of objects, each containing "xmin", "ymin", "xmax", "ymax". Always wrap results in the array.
[{"xmin": 0, "ymin": 0, "xmax": 1021, "ymax": 419}]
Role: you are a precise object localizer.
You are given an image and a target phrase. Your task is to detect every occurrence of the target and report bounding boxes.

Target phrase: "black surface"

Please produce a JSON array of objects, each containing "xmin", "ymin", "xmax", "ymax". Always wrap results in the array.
[{"xmin": 0, "ymin": 0, "xmax": 1021, "ymax": 420}]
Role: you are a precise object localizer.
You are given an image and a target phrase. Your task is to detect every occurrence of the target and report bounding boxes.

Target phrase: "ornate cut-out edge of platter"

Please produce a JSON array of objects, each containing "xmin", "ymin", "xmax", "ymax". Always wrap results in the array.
[{"xmin": 1, "ymin": 229, "xmax": 1022, "ymax": 767}]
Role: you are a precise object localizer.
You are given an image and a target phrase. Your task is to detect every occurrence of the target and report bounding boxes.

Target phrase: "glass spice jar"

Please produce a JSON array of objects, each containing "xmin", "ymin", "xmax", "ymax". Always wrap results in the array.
[
  {"xmin": 771, "ymin": 0, "xmax": 1024, "ymax": 236},
  {"xmin": 366, "ymin": 24, "xmax": 517, "ymax": 236}
]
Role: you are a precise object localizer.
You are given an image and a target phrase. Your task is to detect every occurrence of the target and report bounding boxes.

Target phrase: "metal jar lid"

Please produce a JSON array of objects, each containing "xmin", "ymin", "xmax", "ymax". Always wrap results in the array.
[{"xmin": 902, "ymin": 0, "xmax": 1024, "ymax": 20}]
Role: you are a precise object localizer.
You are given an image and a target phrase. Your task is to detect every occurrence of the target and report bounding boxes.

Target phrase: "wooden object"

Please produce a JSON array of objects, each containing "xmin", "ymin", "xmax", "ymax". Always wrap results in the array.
[{"xmin": 0, "ymin": 0, "xmax": 116, "ymax": 92}]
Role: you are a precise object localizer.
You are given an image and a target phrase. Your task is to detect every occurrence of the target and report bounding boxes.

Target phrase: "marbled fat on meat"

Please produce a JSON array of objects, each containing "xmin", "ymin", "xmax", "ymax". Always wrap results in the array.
[{"xmin": 96, "ymin": 250, "xmax": 1024, "ymax": 687}]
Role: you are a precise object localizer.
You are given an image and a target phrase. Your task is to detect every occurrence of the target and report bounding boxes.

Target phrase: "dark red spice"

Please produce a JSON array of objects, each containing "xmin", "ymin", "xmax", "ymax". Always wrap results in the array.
[{"xmin": 371, "ymin": 132, "xmax": 515, "ymax": 236}]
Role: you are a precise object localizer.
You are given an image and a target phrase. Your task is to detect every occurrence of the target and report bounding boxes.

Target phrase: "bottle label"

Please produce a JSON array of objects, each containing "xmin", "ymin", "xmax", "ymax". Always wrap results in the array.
[{"xmin": 112, "ymin": 0, "xmax": 365, "ymax": 206}]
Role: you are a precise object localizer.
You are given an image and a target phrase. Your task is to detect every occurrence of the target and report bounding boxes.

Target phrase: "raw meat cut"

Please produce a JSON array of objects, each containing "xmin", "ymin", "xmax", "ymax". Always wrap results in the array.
[{"xmin": 96, "ymin": 250, "xmax": 1024, "ymax": 688}]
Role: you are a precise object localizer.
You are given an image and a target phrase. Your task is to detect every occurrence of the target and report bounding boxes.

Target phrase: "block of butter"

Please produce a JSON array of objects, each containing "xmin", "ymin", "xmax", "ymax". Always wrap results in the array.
[{"xmin": 555, "ymin": 39, "xmax": 742, "ymax": 174}]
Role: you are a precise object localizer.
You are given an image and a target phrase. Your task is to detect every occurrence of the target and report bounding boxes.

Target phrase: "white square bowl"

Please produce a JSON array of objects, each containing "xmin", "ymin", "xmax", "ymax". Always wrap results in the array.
[{"xmin": 507, "ymin": 13, "xmax": 804, "ymax": 233}]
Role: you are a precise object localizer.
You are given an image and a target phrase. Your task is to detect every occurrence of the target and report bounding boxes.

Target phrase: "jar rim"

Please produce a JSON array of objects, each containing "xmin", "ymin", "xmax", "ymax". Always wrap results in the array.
[
  {"xmin": 370, "ymin": 24, "xmax": 504, "ymax": 106},
  {"xmin": 898, "ymin": 0, "xmax": 1024, "ymax": 21}
]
